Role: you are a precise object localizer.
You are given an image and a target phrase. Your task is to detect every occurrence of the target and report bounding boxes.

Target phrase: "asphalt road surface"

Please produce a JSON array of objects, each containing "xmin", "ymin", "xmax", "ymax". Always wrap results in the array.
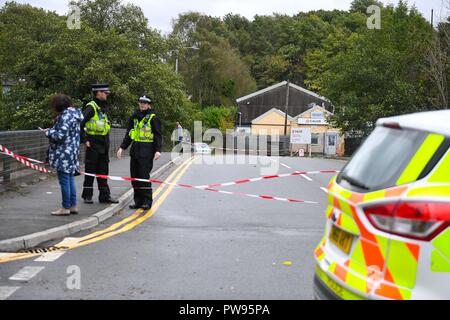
[{"xmin": 0, "ymin": 155, "xmax": 345, "ymax": 300}]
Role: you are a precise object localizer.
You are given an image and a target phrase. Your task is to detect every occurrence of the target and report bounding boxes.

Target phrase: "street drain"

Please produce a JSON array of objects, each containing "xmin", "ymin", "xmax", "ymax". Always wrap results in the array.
[{"xmin": 19, "ymin": 246, "xmax": 69, "ymax": 254}]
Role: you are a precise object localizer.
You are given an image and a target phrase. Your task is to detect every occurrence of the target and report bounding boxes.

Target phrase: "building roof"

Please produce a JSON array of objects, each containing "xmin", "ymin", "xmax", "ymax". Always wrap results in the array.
[
  {"xmin": 236, "ymin": 81, "xmax": 330, "ymax": 104},
  {"xmin": 251, "ymin": 108, "xmax": 294, "ymax": 124}
]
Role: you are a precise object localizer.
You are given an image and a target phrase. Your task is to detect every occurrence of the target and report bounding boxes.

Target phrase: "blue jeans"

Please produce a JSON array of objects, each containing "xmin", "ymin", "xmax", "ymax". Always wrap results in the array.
[{"xmin": 58, "ymin": 172, "xmax": 77, "ymax": 209}]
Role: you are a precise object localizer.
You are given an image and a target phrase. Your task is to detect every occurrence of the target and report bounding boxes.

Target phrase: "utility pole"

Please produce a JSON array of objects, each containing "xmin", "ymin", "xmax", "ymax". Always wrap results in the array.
[
  {"xmin": 431, "ymin": 9, "xmax": 434, "ymax": 27},
  {"xmin": 284, "ymin": 80, "xmax": 290, "ymax": 136}
]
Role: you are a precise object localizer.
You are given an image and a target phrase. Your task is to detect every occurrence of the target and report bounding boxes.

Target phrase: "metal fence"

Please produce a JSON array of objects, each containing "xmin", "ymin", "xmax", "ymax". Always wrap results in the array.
[
  {"xmin": 0, "ymin": 128, "xmax": 127, "ymax": 190},
  {"xmin": 218, "ymin": 134, "xmax": 291, "ymax": 156}
]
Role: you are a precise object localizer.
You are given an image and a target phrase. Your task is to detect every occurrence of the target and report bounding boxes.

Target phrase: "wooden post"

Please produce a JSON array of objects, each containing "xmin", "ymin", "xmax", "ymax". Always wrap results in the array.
[{"xmin": 284, "ymin": 81, "xmax": 290, "ymax": 136}]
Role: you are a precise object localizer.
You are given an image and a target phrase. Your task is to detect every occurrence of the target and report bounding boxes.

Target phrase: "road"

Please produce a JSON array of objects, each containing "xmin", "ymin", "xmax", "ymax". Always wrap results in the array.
[{"xmin": 0, "ymin": 155, "xmax": 345, "ymax": 300}]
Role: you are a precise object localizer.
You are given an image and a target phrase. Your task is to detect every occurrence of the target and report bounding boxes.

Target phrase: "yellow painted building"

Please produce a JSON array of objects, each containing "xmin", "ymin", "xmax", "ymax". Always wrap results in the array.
[
  {"xmin": 250, "ymin": 104, "xmax": 345, "ymax": 156},
  {"xmin": 251, "ymin": 108, "xmax": 293, "ymax": 135}
]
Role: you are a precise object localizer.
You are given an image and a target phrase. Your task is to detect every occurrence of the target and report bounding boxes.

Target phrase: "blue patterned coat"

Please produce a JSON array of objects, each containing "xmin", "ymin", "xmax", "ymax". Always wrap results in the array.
[{"xmin": 46, "ymin": 108, "xmax": 84, "ymax": 174}]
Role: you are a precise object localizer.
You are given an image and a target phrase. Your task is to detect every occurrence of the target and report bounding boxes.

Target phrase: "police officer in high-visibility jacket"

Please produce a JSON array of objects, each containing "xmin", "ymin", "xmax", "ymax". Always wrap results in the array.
[
  {"xmin": 117, "ymin": 95, "xmax": 162, "ymax": 210},
  {"xmin": 80, "ymin": 84, "xmax": 119, "ymax": 204}
]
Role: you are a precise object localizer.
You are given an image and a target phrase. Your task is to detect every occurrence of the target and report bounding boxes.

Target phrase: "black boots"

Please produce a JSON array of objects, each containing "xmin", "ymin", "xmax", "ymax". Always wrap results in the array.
[
  {"xmin": 83, "ymin": 198, "xmax": 94, "ymax": 204},
  {"xmin": 100, "ymin": 197, "xmax": 119, "ymax": 204},
  {"xmin": 84, "ymin": 197, "xmax": 119, "ymax": 204},
  {"xmin": 129, "ymin": 203, "xmax": 152, "ymax": 210}
]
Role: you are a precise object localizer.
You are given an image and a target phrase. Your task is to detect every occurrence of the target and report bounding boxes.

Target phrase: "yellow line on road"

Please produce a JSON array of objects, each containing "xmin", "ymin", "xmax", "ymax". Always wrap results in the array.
[
  {"xmin": 0, "ymin": 157, "xmax": 195, "ymax": 264},
  {"xmin": 65, "ymin": 157, "xmax": 196, "ymax": 249}
]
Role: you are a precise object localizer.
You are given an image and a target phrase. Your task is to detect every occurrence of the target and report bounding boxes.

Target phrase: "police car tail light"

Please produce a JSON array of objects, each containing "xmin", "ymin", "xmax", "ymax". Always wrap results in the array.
[{"xmin": 364, "ymin": 202, "xmax": 450, "ymax": 241}]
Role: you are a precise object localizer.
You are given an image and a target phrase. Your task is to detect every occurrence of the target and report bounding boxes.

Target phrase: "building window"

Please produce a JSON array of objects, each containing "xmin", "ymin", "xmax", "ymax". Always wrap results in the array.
[{"xmin": 311, "ymin": 133, "xmax": 320, "ymax": 145}]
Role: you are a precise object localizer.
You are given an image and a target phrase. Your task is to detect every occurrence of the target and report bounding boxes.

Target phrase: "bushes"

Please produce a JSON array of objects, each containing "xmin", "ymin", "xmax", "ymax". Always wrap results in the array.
[{"xmin": 198, "ymin": 106, "xmax": 237, "ymax": 133}]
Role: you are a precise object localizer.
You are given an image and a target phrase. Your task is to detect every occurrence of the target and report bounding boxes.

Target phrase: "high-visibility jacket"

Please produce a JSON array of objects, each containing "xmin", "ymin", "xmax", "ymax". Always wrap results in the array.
[
  {"xmin": 84, "ymin": 101, "xmax": 111, "ymax": 136},
  {"xmin": 129, "ymin": 113, "xmax": 156, "ymax": 143}
]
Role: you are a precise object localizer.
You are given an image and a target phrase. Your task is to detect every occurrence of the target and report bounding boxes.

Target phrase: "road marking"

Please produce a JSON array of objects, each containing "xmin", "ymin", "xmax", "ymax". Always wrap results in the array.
[
  {"xmin": 34, "ymin": 251, "xmax": 66, "ymax": 262},
  {"xmin": 281, "ymin": 163, "xmax": 292, "ymax": 170},
  {"xmin": 71, "ymin": 157, "xmax": 197, "ymax": 245},
  {"xmin": 0, "ymin": 157, "xmax": 196, "ymax": 264},
  {"xmin": 279, "ymin": 162, "xmax": 313, "ymax": 182},
  {"xmin": 320, "ymin": 187, "xmax": 328, "ymax": 194},
  {"xmin": 9, "ymin": 266, "xmax": 45, "ymax": 281},
  {"xmin": 300, "ymin": 174, "xmax": 313, "ymax": 181},
  {"xmin": 0, "ymin": 287, "xmax": 20, "ymax": 300}
]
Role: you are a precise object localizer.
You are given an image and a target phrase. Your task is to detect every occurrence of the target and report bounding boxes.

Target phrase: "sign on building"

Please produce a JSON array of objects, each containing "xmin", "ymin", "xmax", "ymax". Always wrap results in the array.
[
  {"xmin": 311, "ymin": 112, "xmax": 324, "ymax": 119},
  {"xmin": 291, "ymin": 128, "xmax": 311, "ymax": 145},
  {"xmin": 298, "ymin": 118, "xmax": 328, "ymax": 125}
]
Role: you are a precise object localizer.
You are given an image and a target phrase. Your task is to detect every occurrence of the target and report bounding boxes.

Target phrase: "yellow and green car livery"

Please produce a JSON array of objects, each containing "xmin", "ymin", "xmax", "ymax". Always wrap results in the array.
[{"xmin": 314, "ymin": 110, "xmax": 450, "ymax": 300}]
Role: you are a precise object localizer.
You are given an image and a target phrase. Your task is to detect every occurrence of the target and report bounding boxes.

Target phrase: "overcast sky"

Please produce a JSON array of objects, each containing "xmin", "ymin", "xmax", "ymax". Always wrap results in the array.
[{"xmin": 5, "ymin": 0, "xmax": 448, "ymax": 34}]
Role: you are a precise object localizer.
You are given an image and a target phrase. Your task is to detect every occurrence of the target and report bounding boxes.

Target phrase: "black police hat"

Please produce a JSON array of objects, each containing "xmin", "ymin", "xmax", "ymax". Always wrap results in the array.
[{"xmin": 92, "ymin": 84, "xmax": 111, "ymax": 93}]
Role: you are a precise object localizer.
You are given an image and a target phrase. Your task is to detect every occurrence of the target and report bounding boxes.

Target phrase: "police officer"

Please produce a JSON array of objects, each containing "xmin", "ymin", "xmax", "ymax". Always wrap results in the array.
[
  {"xmin": 80, "ymin": 84, "xmax": 119, "ymax": 204},
  {"xmin": 117, "ymin": 95, "xmax": 162, "ymax": 210}
]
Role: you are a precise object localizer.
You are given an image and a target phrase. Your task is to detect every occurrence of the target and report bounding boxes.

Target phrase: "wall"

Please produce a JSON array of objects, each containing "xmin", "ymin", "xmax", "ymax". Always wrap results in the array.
[{"xmin": 0, "ymin": 128, "xmax": 127, "ymax": 191}]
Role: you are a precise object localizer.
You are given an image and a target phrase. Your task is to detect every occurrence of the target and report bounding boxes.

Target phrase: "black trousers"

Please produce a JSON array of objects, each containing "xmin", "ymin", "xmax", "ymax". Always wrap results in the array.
[
  {"xmin": 82, "ymin": 147, "xmax": 111, "ymax": 201},
  {"xmin": 130, "ymin": 156, "xmax": 154, "ymax": 207}
]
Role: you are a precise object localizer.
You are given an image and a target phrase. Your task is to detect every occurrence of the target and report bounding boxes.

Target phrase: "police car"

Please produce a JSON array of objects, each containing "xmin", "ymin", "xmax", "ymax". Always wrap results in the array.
[{"xmin": 314, "ymin": 110, "xmax": 450, "ymax": 300}]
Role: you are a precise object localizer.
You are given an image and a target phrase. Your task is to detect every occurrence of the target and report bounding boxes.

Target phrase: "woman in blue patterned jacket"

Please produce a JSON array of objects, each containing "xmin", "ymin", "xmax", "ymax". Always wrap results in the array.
[{"xmin": 44, "ymin": 94, "xmax": 84, "ymax": 216}]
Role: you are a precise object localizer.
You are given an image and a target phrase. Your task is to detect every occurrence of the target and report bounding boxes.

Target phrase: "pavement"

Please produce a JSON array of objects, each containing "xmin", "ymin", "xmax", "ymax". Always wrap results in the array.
[
  {"xmin": 0, "ymin": 155, "xmax": 346, "ymax": 300},
  {"xmin": 0, "ymin": 152, "xmax": 175, "ymax": 251}
]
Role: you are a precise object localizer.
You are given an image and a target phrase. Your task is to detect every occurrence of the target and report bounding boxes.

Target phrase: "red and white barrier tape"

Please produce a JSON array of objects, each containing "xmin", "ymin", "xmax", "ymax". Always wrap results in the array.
[
  {"xmin": 194, "ymin": 170, "xmax": 339, "ymax": 189},
  {"xmin": 0, "ymin": 144, "xmax": 322, "ymax": 204},
  {"xmin": 80, "ymin": 172, "xmax": 319, "ymax": 204},
  {"xmin": 0, "ymin": 145, "xmax": 50, "ymax": 173}
]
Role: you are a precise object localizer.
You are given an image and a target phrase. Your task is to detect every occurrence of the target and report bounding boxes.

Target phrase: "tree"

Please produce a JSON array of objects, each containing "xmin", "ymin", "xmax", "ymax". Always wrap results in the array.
[
  {"xmin": 199, "ymin": 106, "xmax": 237, "ymax": 132},
  {"xmin": 1, "ymin": 0, "xmax": 444, "ymax": 138},
  {"xmin": 313, "ymin": 2, "xmax": 434, "ymax": 135},
  {"xmin": 350, "ymin": 0, "xmax": 383, "ymax": 14},
  {"xmin": 0, "ymin": 1, "xmax": 198, "ymax": 144},
  {"xmin": 70, "ymin": 0, "xmax": 148, "ymax": 35},
  {"xmin": 171, "ymin": 13, "xmax": 256, "ymax": 107},
  {"xmin": 425, "ymin": 17, "xmax": 450, "ymax": 109}
]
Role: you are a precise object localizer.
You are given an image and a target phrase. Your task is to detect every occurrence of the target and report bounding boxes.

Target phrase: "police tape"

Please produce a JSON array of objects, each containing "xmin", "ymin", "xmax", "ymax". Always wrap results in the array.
[
  {"xmin": 194, "ymin": 170, "xmax": 339, "ymax": 189},
  {"xmin": 0, "ymin": 144, "xmax": 333, "ymax": 205},
  {"xmin": 80, "ymin": 172, "xmax": 319, "ymax": 204},
  {"xmin": 0, "ymin": 145, "xmax": 50, "ymax": 173},
  {"xmin": 0, "ymin": 152, "xmax": 44, "ymax": 164}
]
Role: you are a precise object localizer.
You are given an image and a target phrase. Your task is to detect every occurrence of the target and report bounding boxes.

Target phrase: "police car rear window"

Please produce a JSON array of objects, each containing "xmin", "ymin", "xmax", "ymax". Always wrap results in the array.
[{"xmin": 338, "ymin": 127, "xmax": 432, "ymax": 192}]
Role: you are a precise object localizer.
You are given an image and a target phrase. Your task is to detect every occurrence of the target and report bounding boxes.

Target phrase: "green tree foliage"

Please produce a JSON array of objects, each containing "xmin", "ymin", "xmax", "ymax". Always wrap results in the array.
[
  {"xmin": 426, "ymin": 17, "xmax": 450, "ymax": 108},
  {"xmin": 171, "ymin": 12, "xmax": 256, "ymax": 107},
  {"xmin": 70, "ymin": 0, "xmax": 148, "ymax": 35},
  {"xmin": 350, "ymin": 0, "xmax": 383, "ymax": 14},
  {"xmin": 308, "ymin": 2, "xmax": 437, "ymax": 135},
  {"xmin": 0, "ymin": 1, "xmax": 197, "ymax": 144},
  {"xmin": 198, "ymin": 106, "xmax": 237, "ymax": 133},
  {"xmin": 1, "ymin": 0, "xmax": 447, "ymax": 138},
  {"xmin": 221, "ymin": 11, "xmax": 354, "ymax": 89}
]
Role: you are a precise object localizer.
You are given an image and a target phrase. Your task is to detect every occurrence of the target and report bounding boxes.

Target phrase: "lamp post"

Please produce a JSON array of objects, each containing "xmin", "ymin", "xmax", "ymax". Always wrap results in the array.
[{"xmin": 174, "ymin": 46, "xmax": 200, "ymax": 74}]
